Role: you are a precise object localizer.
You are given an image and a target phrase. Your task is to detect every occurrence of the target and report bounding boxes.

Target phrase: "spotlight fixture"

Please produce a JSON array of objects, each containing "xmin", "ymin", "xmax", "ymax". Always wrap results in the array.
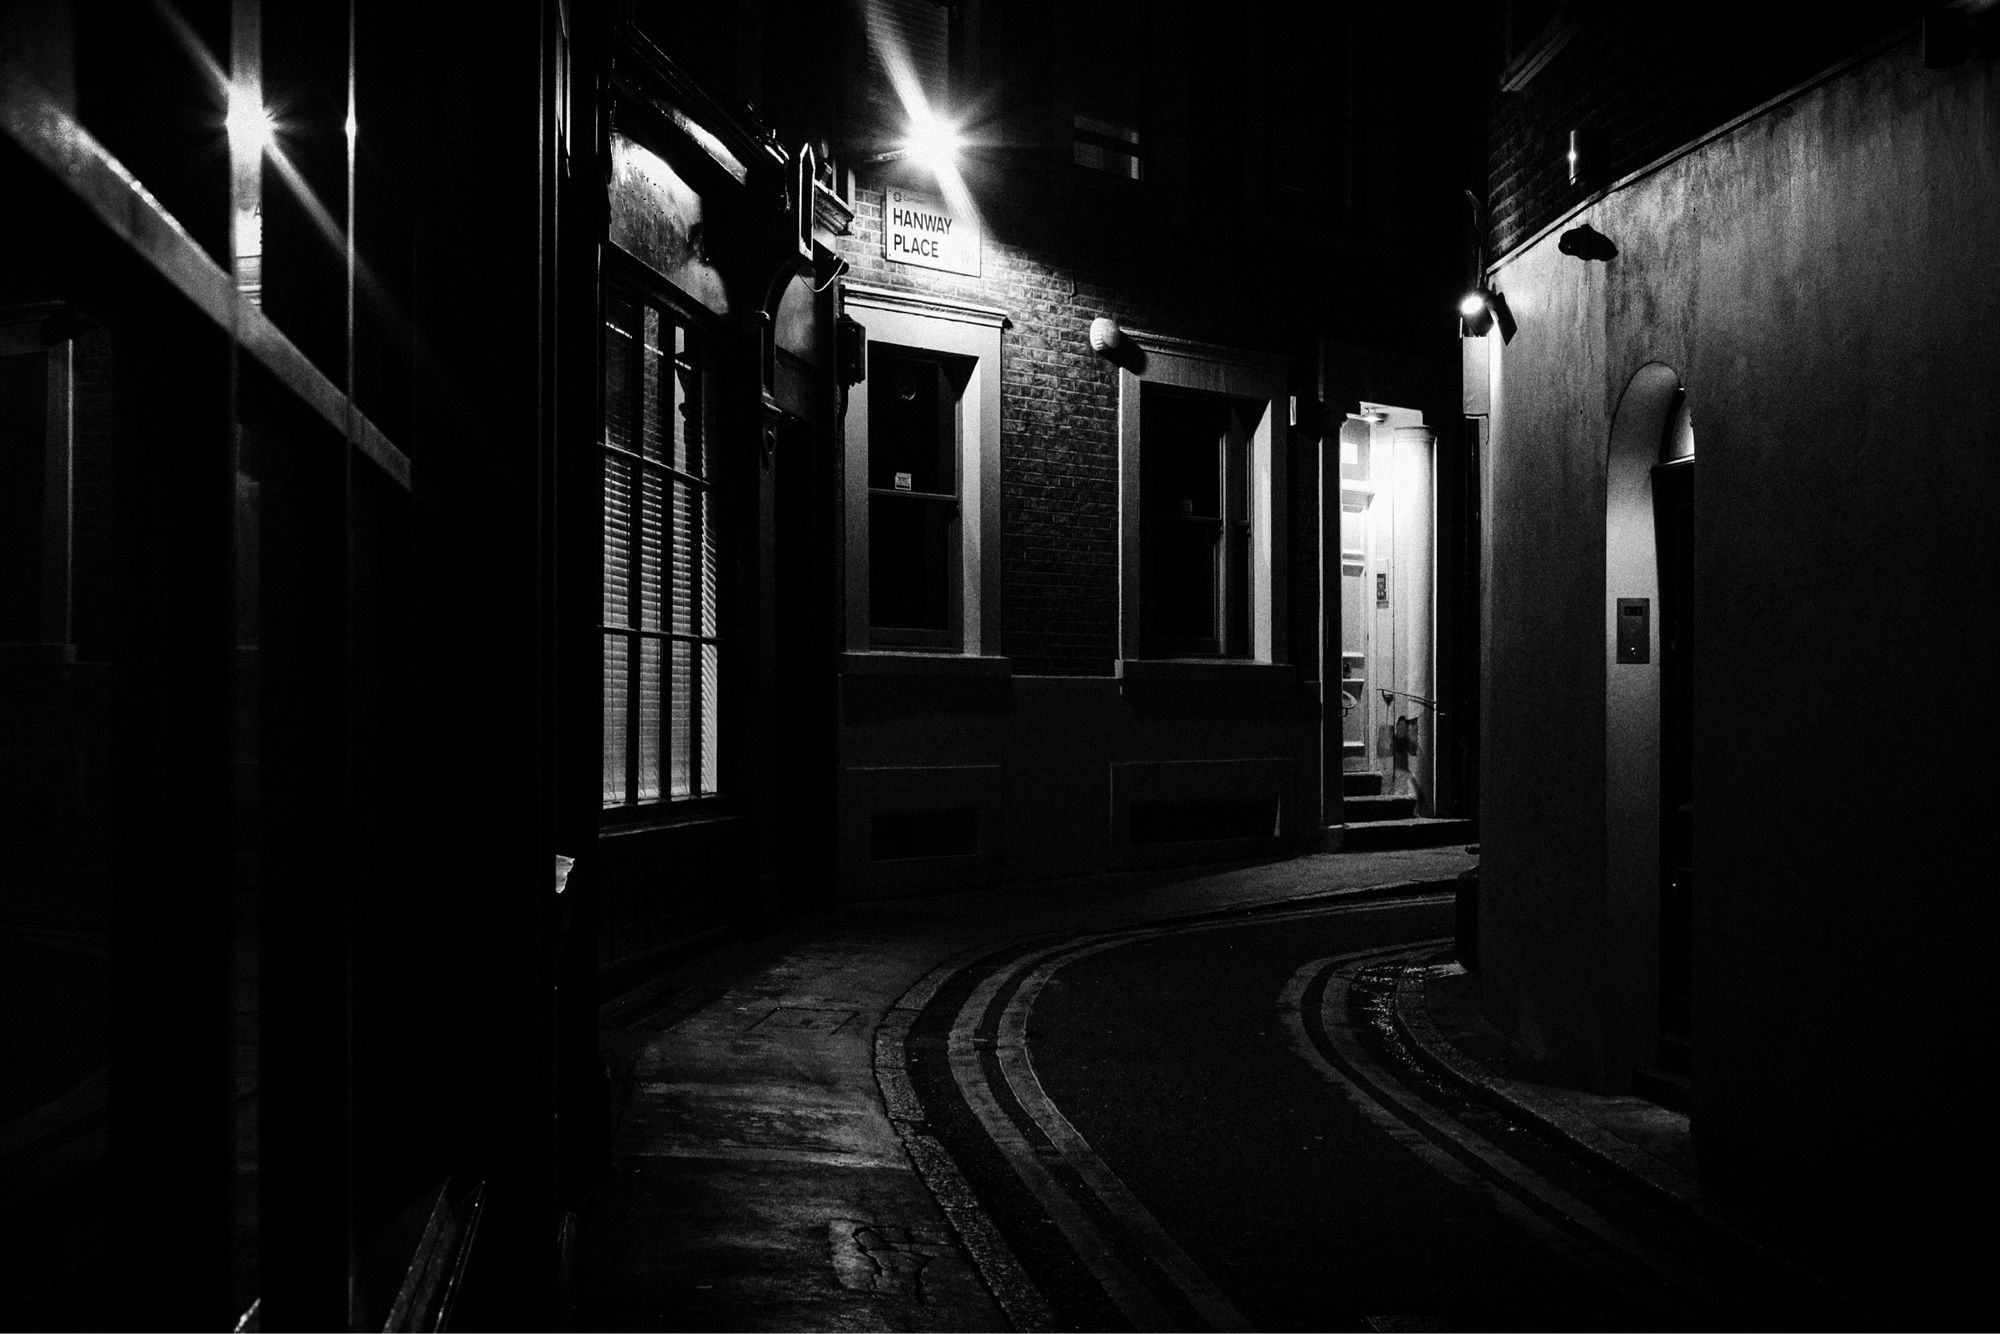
[
  {"xmin": 865, "ymin": 108, "xmax": 964, "ymax": 176},
  {"xmin": 1458, "ymin": 286, "xmax": 1516, "ymax": 343},
  {"xmin": 904, "ymin": 109, "xmax": 963, "ymax": 178},
  {"xmin": 225, "ymin": 82, "xmax": 274, "ymax": 158}
]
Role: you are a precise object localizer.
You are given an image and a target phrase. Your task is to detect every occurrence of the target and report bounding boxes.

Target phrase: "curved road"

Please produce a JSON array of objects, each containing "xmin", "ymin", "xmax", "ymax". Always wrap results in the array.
[{"xmin": 902, "ymin": 894, "xmax": 1827, "ymax": 1332}]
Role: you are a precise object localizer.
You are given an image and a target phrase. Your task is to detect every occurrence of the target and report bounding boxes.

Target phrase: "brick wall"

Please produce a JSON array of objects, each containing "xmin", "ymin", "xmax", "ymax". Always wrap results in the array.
[{"xmin": 1486, "ymin": 4, "xmax": 1924, "ymax": 263}]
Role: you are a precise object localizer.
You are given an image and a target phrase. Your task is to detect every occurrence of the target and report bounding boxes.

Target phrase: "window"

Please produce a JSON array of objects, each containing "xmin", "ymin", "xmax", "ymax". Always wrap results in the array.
[
  {"xmin": 1139, "ymin": 387, "xmax": 1254, "ymax": 656},
  {"xmin": 867, "ymin": 344, "xmax": 971, "ymax": 646},
  {"xmin": 841, "ymin": 285, "xmax": 1003, "ymax": 659},
  {"xmin": 1072, "ymin": 5, "xmax": 1150, "ymax": 181},
  {"xmin": 1074, "ymin": 114, "xmax": 1145, "ymax": 179},
  {"xmin": 1117, "ymin": 331, "xmax": 1288, "ymax": 668},
  {"xmin": 602, "ymin": 283, "xmax": 720, "ymax": 807}
]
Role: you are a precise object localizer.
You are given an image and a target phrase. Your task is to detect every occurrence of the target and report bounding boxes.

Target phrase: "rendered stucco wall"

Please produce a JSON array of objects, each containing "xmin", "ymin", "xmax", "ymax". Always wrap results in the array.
[{"xmin": 1480, "ymin": 34, "xmax": 1999, "ymax": 1276}]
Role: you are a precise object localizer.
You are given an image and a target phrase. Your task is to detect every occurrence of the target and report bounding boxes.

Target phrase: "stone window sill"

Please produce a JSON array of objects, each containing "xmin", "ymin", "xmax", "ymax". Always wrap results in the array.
[{"xmin": 842, "ymin": 651, "xmax": 1012, "ymax": 678}]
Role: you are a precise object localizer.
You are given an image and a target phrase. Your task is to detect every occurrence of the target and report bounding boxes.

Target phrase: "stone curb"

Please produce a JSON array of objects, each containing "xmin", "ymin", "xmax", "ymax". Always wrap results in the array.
[
  {"xmin": 1389, "ymin": 966, "xmax": 1841, "ymax": 1305},
  {"xmin": 1390, "ymin": 968, "xmax": 1703, "ymax": 1207}
]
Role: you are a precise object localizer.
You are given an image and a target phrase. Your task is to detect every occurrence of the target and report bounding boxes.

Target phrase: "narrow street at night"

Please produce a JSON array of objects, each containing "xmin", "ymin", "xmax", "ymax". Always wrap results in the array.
[
  {"xmin": 572, "ymin": 853, "xmax": 1851, "ymax": 1332},
  {"xmin": 912, "ymin": 898, "xmax": 1834, "ymax": 1331},
  {"xmin": 6, "ymin": 3, "xmax": 1994, "ymax": 1327}
]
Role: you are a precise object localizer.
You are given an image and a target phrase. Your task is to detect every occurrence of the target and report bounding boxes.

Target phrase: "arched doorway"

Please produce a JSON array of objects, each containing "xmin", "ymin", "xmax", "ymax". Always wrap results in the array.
[
  {"xmin": 1652, "ymin": 390, "xmax": 1695, "ymax": 1094},
  {"xmin": 1604, "ymin": 363, "xmax": 1694, "ymax": 1106}
]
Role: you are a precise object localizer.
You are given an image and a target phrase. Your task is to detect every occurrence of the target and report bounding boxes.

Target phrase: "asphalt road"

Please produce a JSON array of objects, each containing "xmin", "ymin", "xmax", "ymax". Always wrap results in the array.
[{"xmin": 909, "ymin": 894, "xmax": 1829, "ymax": 1332}]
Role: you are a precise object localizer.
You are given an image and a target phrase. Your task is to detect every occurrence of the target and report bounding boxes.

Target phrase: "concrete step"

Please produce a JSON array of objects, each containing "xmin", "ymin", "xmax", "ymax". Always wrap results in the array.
[
  {"xmin": 1334, "ymin": 816, "xmax": 1479, "ymax": 853},
  {"xmin": 1342, "ymin": 793, "xmax": 1416, "ymax": 822}
]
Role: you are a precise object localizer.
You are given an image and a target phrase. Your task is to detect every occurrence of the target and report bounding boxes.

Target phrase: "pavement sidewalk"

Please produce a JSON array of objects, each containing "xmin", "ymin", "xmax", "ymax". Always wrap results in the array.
[{"xmin": 569, "ymin": 845, "xmax": 1799, "ymax": 1330}]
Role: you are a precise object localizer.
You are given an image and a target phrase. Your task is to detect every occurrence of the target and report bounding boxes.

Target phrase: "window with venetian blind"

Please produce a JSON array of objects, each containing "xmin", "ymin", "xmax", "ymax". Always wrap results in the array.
[{"xmin": 602, "ymin": 284, "xmax": 720, "ymax": 807}]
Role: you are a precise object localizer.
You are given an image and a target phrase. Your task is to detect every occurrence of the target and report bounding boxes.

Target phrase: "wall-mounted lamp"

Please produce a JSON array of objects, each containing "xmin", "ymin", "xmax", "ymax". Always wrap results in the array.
[
  {"xmin": 1557, "ymin": 223, "xmax": 1618, "ymax": 262},
  {"xmin": 1566, "ymin": 128, "xmax": 1584, "ymax": 186},
  {"xmin": 863, "ymin": 107, "xmax": 964, "ymax": 175},
  {"xmin": 1088, "ymin": 316, "xmax": 1123, "ymax": 356},
  {"xmin": 225, "ymin": 82, "xmax": 274, "ymax": 158},
  {"xmin": 1459, "ymin": 287, "xmax": 1516, "ymax": 342},
  {"xmin": 835, "ymin": 313, "xmax": 867, "ymax": 386}
]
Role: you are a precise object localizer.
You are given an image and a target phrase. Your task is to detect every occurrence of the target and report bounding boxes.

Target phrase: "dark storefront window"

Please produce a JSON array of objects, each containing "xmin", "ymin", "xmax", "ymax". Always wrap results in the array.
[{"xmin": 602, "ymin": 285, "xmax": 720, "ymax": 806}]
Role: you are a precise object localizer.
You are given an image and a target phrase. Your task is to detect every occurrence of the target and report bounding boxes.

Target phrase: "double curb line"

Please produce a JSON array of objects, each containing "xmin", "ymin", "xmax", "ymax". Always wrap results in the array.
[
  {"xmin": 871, "ymin": 876, "xmax": 1459, "ymax": 1331},
  {"xmin": 1388, "ymin": 968, "xmax": 1845, "ymax": 1314}
]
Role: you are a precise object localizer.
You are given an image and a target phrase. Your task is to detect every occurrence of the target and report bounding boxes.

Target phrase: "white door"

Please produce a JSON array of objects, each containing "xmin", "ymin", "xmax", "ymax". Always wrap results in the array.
[{"xmin": 1337, "ymin": 417, "xmax": 1375, "ymax": 776}]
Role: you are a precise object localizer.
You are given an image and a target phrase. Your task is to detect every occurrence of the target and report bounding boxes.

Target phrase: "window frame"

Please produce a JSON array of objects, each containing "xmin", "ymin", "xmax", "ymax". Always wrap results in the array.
[
  {"xmin": 1137, "ymin": 386, "xmax": 1256, "ymax": 657},
  {"xmin": 599, "ymin": 269, "xmax": 725, "ymax": 813},
  {"xmin": 863, "ymin": 343, "xmax": 971, "ymax": 649},
  {"xmin": 1117, "ymin": 330, "xmax": 1289, "ymax": 671},
  {"xmin": 841, "ymin": 283, "xmax": 1005, "ymax": 662}
]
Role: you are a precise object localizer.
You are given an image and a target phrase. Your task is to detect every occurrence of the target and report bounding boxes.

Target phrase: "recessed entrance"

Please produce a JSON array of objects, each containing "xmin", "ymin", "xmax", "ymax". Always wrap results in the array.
[
  {"xmin": 1333, "ymin": 408, "xmax": 1435, "ymax": 799},
  {"xmin": 1604, "ymin": 363, "xmax": 1695, "ymax": 1107}
]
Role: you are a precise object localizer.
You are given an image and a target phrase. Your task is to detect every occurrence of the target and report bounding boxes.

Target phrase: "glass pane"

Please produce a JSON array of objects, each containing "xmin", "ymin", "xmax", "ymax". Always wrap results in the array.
[
  {"xmin": 869, "ymin": 496, "xmax": 953, "ymax": 632},
  {"xmin": 1225, "ymin": 413, "xmax": 1248, "ymax": 523},
  {"xmin": 701, "ymin": 484, "xmax": 718, "ymax": 638},
  {"xmin": 640, "ymin": 471, "xmax": 665, "ymax": 631},
  {"xmin": 700, "ymin": 642, "xmax": 720, "ymax": 796},
  {"xmin": 672, "ymin": 481, "xmax": 696, "ymax": 633},
  {"xmin": 868, "ymin": 348, "xmax": 955, "ymax": 494},
  {"xmin": 674, "ymin": 323, "xmax": 703, "ymax": 478},
  {"xmin": 603, "ymin": 456, "xmax": 632, "ymax": 626},
  {"xmin": 670, "ymin": 639, "xmax": 693, "ymax": 798},
  {"xmin": 1143, "ymin": 519, "xmax": 1219, "ymax": 646},
  {"xmin": 1339, "ymin": 419, "xmax": 1371, "ymax": 482},
  {"xmin": 1142, "ymin": 388, "xmax": 1226, "ymax": 519},
  {"xmin": 1227, "ymin": 522, "xmax": 1250, "ymax": 656},
  {"xmin": 603, "ymin": 293, "xmax": 637, "ymax": 454},
  {"xmin": 640, "ymin": 306, "xmax": 666, "ymax": 462},
  {"xmin": 637, "ymin": 636, "xmax": 662, "ymax": 802},
  {"xmin": 602, "ymin": 634, "xmax": 628, "ymax": 804}
]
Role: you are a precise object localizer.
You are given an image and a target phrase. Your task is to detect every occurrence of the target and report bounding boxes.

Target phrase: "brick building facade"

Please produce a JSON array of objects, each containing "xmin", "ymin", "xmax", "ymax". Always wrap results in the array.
[{"xmin": 824, "ymin": 1, "xmax": 1482, "ymax": 897}]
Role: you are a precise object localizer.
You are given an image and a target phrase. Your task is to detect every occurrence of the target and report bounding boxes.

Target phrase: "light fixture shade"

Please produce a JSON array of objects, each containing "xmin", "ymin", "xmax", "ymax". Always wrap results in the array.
[
  {"xmin": 1459, "ymin": 288, "xmax": 1495, "ymax": 338},
  {"xmin": 1089, "ymin": 316, "xmax": 1123, "ymax": 355},
  {"xmin": 1459, "ymin": 287, "xmax": 1516, "ymax": 343}
]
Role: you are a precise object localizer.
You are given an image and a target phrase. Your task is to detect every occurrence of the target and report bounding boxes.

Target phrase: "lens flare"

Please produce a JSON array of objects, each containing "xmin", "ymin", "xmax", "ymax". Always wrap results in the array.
[
  {"xmin": 226, "ymin": 83, "xmax": 274, "ymax": 157},
  {"xmin": 903, "ymin": 109, "xmax": 963, "ymax": 178}
]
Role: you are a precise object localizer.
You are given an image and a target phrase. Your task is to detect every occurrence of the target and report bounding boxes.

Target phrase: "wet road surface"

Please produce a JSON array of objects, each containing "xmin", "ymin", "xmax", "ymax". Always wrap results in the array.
[{"xmin": 904, "ymin": 894, "xmax": 1833, "ymax": 1331}]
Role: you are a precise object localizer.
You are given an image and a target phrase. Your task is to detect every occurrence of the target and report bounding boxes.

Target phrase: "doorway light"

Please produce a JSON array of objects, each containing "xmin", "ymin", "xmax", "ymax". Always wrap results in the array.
[{"xmin": 1459, "ymin": 286, "xmax": 1516, "ymax": 343}]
